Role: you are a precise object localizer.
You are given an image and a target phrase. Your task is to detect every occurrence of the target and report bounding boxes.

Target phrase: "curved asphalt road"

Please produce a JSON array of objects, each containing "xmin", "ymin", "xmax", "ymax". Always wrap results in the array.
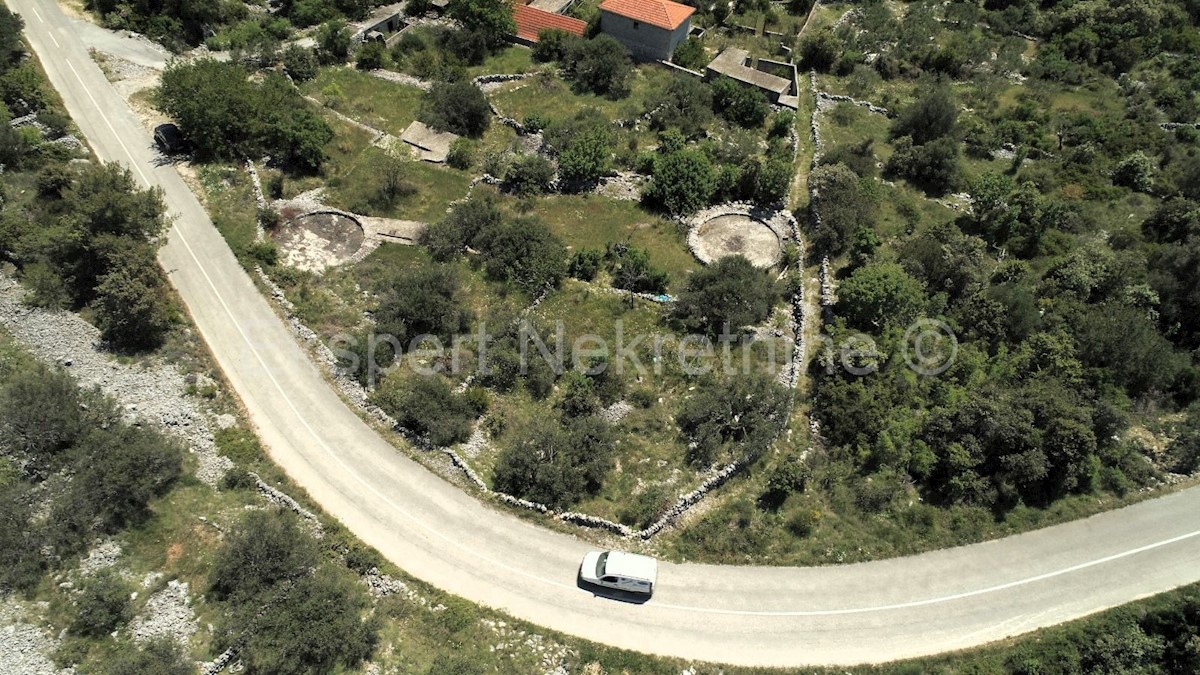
[{"xmin": 12, "ymin": 0, "xmax": 1200, "ymax": 666}]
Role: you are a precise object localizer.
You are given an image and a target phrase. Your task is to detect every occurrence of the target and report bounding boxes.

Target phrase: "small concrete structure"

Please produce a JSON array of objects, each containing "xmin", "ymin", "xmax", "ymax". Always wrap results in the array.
[
  {"xmin": 354, "ymin": 2, "xmax": 405, "ymax": 42},
  {"xmin": 400, "ymin": 121, "xmax": 459, "ymax": 163},
  {"xmin": 706, "ymin": 47, "xmax": 794, "ymax": 106},
  {"xmin": 599, "ymin": 0, "xmax": 694, "ymax": 62}
]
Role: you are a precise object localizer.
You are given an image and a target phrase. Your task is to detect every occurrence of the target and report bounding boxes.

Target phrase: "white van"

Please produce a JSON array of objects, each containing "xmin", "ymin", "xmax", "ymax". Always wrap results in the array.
[{"xmin": 579, "ymin": 550, "xmax": 658, "ymax": 596}]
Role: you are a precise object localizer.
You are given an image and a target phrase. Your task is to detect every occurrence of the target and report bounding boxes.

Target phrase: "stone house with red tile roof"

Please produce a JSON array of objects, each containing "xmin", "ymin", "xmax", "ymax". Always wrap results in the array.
[{"xmin": 598, "ymin": 0, "xmax": 695, "ymax": 61}]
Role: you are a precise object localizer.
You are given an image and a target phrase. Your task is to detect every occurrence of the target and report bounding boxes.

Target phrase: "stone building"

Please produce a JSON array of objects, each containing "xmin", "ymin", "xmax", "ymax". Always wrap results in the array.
[{"xmin": 598, "ymin": 0, "xmax": 695, "ymax": 62}]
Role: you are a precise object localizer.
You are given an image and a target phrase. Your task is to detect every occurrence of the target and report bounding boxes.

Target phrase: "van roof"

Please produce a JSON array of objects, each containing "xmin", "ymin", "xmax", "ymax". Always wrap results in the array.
[{"xmin": 602, "ymin": 551, "xmax": 658, "ymax": 581}]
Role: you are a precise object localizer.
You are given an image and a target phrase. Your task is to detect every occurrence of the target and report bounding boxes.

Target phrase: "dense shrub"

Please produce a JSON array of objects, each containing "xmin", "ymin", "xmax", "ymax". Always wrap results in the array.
[
  {"xmin": 420, "ymin": 81, "xmax": 492, "ymax": 138},
  {"xmin": 70, "ymin": 570, "xmax": 132, "ymax": 637},
  {"xmin": 209, "ymin": 509, "xmax": 320, "ymax": 602},
  {"xmin": 678, "ymin": 372, "xmax": 791, "ymax": 466},
  {"xmin": 372, "ymin": 375, "xmax": 486, "ymax": 447},
  {"xmin": 506, "ymin": 153, "xmax": 556, "ymax": 196},
  {"xmin": 493, "ymin": 417, "xmax": 615, "ymax": 508}
]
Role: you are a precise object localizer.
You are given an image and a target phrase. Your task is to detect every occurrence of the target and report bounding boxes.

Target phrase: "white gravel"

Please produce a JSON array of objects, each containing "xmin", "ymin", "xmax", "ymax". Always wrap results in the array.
[
  {"xmin": 128, "ymin": 580, "xmax": 198, "ymax": 647},
  {"xmin": 0, "ymin": 274, "xmax": 233, "ymax": 486},
  {"xmin": 0, "ymin": 600, "xmax": 72, "ymax": 675}
]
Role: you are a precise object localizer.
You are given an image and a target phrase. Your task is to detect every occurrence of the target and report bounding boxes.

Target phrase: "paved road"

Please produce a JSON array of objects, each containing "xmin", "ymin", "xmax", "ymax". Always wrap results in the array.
[{"xmin": 12, "ymin": 0, "xmax": 1200, "ymax": 667}]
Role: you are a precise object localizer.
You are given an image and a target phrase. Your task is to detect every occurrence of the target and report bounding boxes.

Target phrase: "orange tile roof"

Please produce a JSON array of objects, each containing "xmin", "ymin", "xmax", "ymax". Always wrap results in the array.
[
  {"xmin": 512, "ymin": 5, "xmax": 587, "ymax": 43},
  {"xmin": 598, "ymin": 0, "xmax": 695, "ymax": 30}
]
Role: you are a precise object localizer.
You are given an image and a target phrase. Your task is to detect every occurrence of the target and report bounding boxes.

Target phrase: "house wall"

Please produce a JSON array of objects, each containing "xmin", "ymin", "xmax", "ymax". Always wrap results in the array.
[{"xmin": 599, "ymin": 11, "xmax": 689, "ymax": 61}]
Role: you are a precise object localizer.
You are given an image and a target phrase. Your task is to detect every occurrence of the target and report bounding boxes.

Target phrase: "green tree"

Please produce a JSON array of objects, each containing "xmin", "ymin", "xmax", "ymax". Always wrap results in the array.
[
  {"xmin": 0, "ymin": 364, "xmax": 86, "ymax": 467},
  {"xmin": 651, "ymin": 75, "xmax": 713, "ymax": 136},
  {"xmin": 644, "ymin": 149, "xmax": 716, "ymax": 215},
  {"xmin": 712, "ymin": 77, "xmax": 769, "ymax": 128},
  {"xmin": 605, "ymin": 244, "xmax": 669, "ymax": 294},
  {"xmin": 473, "ymin": 216, "xmax": 567, "ymax": 292},
  {"xmin": 1113, "ymin": 151, "xmax": 1155, "ymax": 192},
  {"xmin": 71, "ymin": 569, "xmax": 132, "ymax": 637},
  {"xmin": 672, "ymin": 37, "xmax": 706, "ymax": 69},
  {"xmin": 808, "ymin": 162, "xmax": 875, "ymax": 255},
  {"xmin": 420, "ymin": 81, "xmax": 491, "ymax": 138},
  {"xmin": 0, "ymin": 484, "xmax": 44, "ymax": 592},
  {"xmin": 66, "ymin": 425, "xmax": 184, "ymax": 532},
  {"xmin": 891, "ymin": 83, "xmax": 958, "ymax": 145},
  {"xmin": 885, "ymin": 135, "xmax": 962, "ymax": 195},
  {"xmin": 447, "ymin": 0, "xmax": 516, "ymax": 49},
  {"xmin": 0, "ymin": 7, "xmax": 24, "ymax": 68},
  {"xmin": 316, "ymin": 19, "xmax": 353, "ymax": 64},
  {"xmin": 209, "ymin": 509, "xmax": 319, "ymax": 603},
  {"xmin": 356, "ymin": 40, "xmax": 387, "ymax": 70},
  {"xmin": 420, "ymin": 192, "xmax": 504, "ymax": 261},
  {"xmin": 372, "ymin": 375, "xmax": 485, "ymax": 447},
  {"xmin": 556, "ymin": 124, "xmax": 615, "ymax": 186},
  {"xmin": 563, "ymin": 35, "xmax": 633, "ymax": 98},
  {"xmin": 283, "ymin": 44, "xmax": 319, "ymax": 82},
  {"xmin": 374, "ymin": 263, "xmax": 472, "ymax": 354},
  {"xmin": 159, "ymin": 59, "xmax": 258, "ymax": 159},
  {"xmin": 837, "ymin": 261, "xmax": 927, "ymax": 331},
  {"xmin": 796, "ymin": 28, "xmax": 842, "ymax": 72},
  {"xmin": 93, "ymin": 245, "xmax": 173, "ymax": 352},
  {"xmin": 673, "ymin": 255, "xmax": 779, "ymax": 334}
]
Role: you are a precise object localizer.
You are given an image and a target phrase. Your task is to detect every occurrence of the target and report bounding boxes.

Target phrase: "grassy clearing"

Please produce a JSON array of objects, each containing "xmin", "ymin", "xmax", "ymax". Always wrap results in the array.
[
  {"xmin": 324, "ymin": 145, "xmax": 473, "ymax": 224},
  {"xmin": 467, "ymin": 45, "xmax": 538, "ymax": 78},
  {"xmin": 513, "ymin": 194, "xmax": 700, "ymax": 291},
  {"xmin": 489, "ymin": 65, "xmax": 672, "ymax": 125},
  {"xmin": 302, "ymin": 67, "xmax": 426, "ymax": 137},
  {"xmin": 196, "ymin": 163, "xmax": 259, "ymax": 258}
]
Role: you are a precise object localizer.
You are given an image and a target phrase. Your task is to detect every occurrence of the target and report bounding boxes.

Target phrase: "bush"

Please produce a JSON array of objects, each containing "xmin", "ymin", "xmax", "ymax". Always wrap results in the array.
[
  {"xmin": 209, "ymin": 509, "xmax": 320, "ymax": 603},
  {"xmin": 355, "ymin": 39, "xmax": 387, "ymax": 70},
  {"xmin": 796, "ymin": 28, "xmax": 842, "ymax": 72},
  {"xmin": 373, "ymin": 262, "xmax": 472, "ymax": 356},
  {"xmin": 316, "ymin": 20, "xmax": 352, "ymax": 64},
  {"xmin": 420, "ymin": 81, "xmax": 491, "ymax": 138},
  {"xmin": 532, "ymin": 28, "xmax": 581, "ymax": 62},
  {"xmin": 93, "ymin": 246, "xmax": 172, "ymax": 352},
  {"xmin": 651, "ymin": 75, "xmax": 713, "ymax": 136},
  {"xmin": 492, "ymin": 417, "xmax": 614, "ymax": 508},
  {"xmin": 884, "ymin": 135, "xmax": 962, "ymax": 196},
  {"xmin": 282, "ymin": 44, "xmax": 319, "ymax": 82},
  {"xmin": 446, "ymin": 137, "xmax": 474, "ymax": 169},
  {"xmin": 506, "ymin": 153, "xmax": 556, "ymax": 196},
  {"xmin": 1113, "ymin": 151, "xmax": 1154, "ymax": 192},
  {"xmin": 94, "ymin": 638, "xmax": 193, "ymax": 675},
  {"xmin": 678, "ymin": 372, "xmax": 791, "ymax": 466},
  {"xmin": 891, "ymin": 83, "xmax": 957, "ymax": 145},
  {"xmin": 605, "ymin": 244, "xmax": 669, "ymax": 294},
  {"xmin": 672, "ymin": 38, "xmax": 706, "ymax": 69},
  {"xmin": 372, "ymin": 375, "xmax": 484, "ymax": 447},
  {"xmin": 712, "ymin": 77, "xmax": 769, "ymax": 128},
  {"xmin": 71, "ymin": 570, "xmax": 132, "ymax": 637},
  {"xmin": 64, "ymin": 424, "xmax": 184, "ymax": 533},
  {"xmin": 568, "ymin": 248, "xmax": 603, "ymax": 281},
  {"xmin": 226, "ymin": 564, "xmax": 379, "ymax": 675}
]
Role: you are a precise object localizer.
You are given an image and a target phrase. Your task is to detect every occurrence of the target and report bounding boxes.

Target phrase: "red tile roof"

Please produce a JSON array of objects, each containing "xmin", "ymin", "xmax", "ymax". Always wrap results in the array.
[
  {"xmin": 598, "ymin": 0, "xmax": 695, "ymax": 30},
  {"xmin": 512, "ymin": 5, "xmax": 587, "ymax": 43}
]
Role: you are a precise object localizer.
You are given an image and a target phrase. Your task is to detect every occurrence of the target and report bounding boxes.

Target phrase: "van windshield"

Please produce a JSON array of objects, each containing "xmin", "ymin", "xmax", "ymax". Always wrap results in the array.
[{"xmin": 596, "ymin": 552, "xmax": 608, "ymax": 577}]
